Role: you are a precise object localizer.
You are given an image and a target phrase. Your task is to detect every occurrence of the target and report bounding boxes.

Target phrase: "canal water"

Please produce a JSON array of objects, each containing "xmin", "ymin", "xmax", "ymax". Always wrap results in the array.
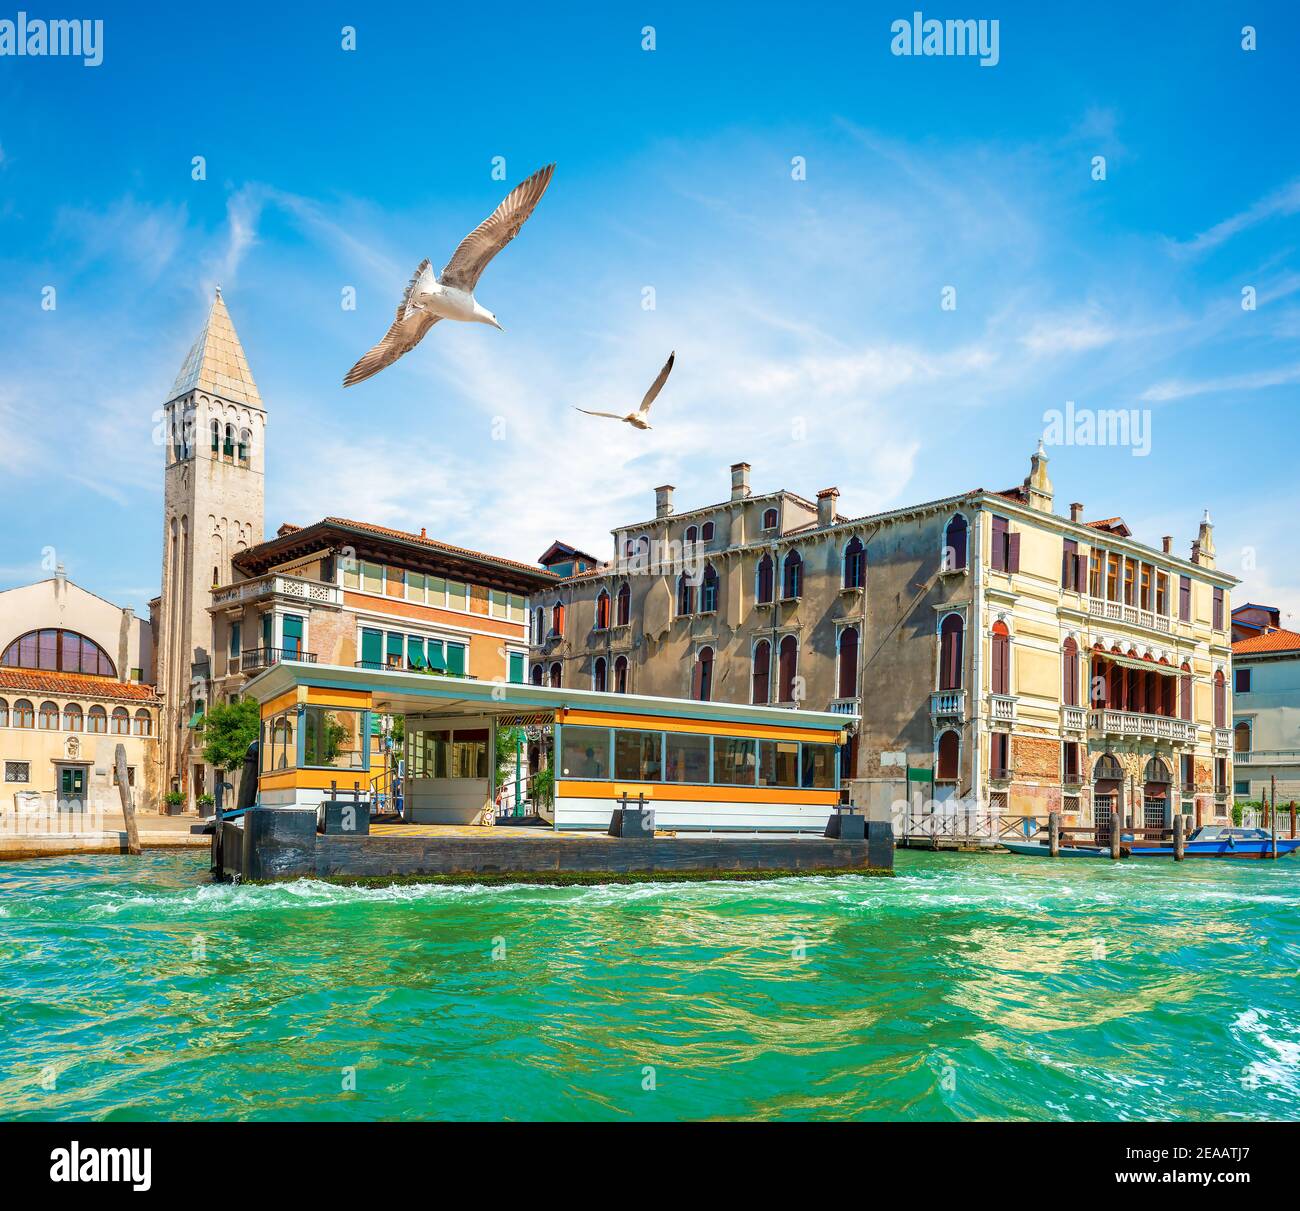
[{"xmin": 1, "ymin": 849, "xmax": 1297, "ymax": 1121}]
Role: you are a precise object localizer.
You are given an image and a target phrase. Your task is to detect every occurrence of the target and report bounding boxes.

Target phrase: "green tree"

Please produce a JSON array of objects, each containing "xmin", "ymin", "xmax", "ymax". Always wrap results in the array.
[{"xmin": 196, "ymin": 697, "xmax": 261, "ymax": 771}]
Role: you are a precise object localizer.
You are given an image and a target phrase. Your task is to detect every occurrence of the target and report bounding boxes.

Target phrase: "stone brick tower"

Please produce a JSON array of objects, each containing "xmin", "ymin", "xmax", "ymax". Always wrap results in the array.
[{"xmin": 157, "ymin": 287, "xmax": 266, "ymax": 801}]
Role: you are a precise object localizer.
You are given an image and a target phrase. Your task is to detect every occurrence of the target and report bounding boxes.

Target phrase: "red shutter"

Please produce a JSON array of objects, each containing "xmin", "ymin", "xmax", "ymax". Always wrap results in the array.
[
  {"xmin": 690, "ymin": 658, "xmax": 703, "ymax": 700},
  {"xmin": 1179, "ymin": 576, "xmax": 1191, "ymax": 621},
  {"xmin": 991, "ymin": 516, "xmax": 1007, "ymax": 571},
  {"xmin": 992, "ymin": 630, "xmax": 1009, "ymax": 695},
  {"xmin": 1180, "ymin": 673, "xmax": 1191, "ymax": 720},
  {"xmin": 1007, "ymin": 532, "xmax": 1021, "ymax": 573}
]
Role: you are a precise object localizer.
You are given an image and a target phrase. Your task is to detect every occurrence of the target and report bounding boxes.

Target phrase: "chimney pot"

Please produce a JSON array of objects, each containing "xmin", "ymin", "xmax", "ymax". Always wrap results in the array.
[
  {"xmin": 730, "ymin": 462, "xmax": 752, "ymax": 501},
  {"xmin": 655, "ymin": 484, "xmax": 675, "ymax": 518},
  {"xmin": 1069, "ymin": 502, "xmax": 1084, "ymax": 523},
  {"xmin": 1162, "ymin": 536, "xmax": 1173, "ymax": 554}
]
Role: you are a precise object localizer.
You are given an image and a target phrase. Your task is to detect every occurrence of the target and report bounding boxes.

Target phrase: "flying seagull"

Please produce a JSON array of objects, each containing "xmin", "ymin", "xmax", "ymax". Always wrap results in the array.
[
  {"xmin": 573, "ymin": 352, "xmax": 676, "ymax": 430},
  {"xmin": 343, "ymin": 163, "xmax": 556, "ymax": 387}
]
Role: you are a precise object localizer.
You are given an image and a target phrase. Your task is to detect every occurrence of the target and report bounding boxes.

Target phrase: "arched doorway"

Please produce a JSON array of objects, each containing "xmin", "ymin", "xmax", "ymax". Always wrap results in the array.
[
  {"xmin": 1093, "ymin": 752, "xmax": 1123, "ymax": 844},
  {"xmin": 1143, "ymin": 757, "xmax": 1171, "ymax": 833}
]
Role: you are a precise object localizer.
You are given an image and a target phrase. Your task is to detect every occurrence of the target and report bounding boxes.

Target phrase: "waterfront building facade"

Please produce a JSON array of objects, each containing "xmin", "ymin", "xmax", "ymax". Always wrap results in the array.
[
  {"xmin": 1230, "ymin": 621, "xmax": 1300, "ymax": 804},
  {"xmin": 531, "ymin": 450, "xmax": 1238, "ymax": 829}
]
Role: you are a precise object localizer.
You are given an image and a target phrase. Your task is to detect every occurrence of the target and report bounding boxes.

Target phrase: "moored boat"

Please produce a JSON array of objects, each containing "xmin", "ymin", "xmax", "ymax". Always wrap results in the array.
[{"xmin": 1126, "ymin": 825, "xmax": 1300, "ymax": 860}]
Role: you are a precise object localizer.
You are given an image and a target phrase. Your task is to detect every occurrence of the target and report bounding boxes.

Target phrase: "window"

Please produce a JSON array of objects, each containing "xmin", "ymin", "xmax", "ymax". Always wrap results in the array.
[
  {"xmin": 12, "ymin": 699, "xmax": 33, "ymax": 728},
  {"xmin": 665, "ymin": 732, "xmax": 710, "ymax": 783},
  {"xmin": 991, "ymin": 622, "xmax": 1010, "ymax": 695},
  {"xmin": 1063, "ymin": 741, "xmax": 1081, "ymax": 785},
  {"xmin": 4, "ymin": 759, "xmax": 31, "ymax": 782},
  {"xmin": 1156, "ymin": 571, "xmax": 1169, "ymax": 615},
  {"xmin": 1234, "ymin": 721, "xmax": 1251, "ymax": 754},
  {"xmin": 616, "ymin": 583, "xmax": 630, "ymax": 626},
  {"xmin": 758, "ymin": 740, "xmax": 800, "ymax": 787},
  {"xmin": 0, "ymin": 698, "xmax": 6, "ymax": 726},
  {"xmin": 943, "ymin": 515, "xmax": 968, "ymax": 572},
  {"xmin": 700, "ymin": 564, "xmax": 719, "ymax": 613},
  {"xmin": 1178, "ymin": 575, "xmax": 1191, "ymax": 622},
  {"xmin": 261, "ymin": 710, "xmax": 296, "ymax": 772},
  {"xmin": 676, "ymin": 574, "xmax": 695, "ymax": 617},
  {"xmin": 752, "ymin": 640, "xmax": 771, "ymax": 704},
  {"xmin": 778, "ymin": 635, "xmax": 798, "ymax": 703},
  {"xmin": 508, "ymin": 651, "xmax": 525, "ymax": 684},
  {"xmin": 1234, "ymin": 667, "xmax": 1250, "ymax": 693},
  {"xmin": 531, "ymin": 663, "xmax": 543, "ymax": 686},
  {"xmin": 299, "ymin": 705, "xmax": 367, "ymax": 769},
  {"xmin": 1234, "ymin": 779, "xmax": 1250, "ymax": 796},
  {"xmin": 1061, "ymin": 539, "xmax": 1081, "ymax": 591},
  {"xmin": 87, "ymin": 705, "xmax": 107, "ymax": 733},
  {"xmin": 1215, "ymin": 757, "xmax": 1228, "ymax": 795},
  {"xmin": 39, "ymin": 701, "xmax": 59, "ymax": 729},
  {"xmin": 1122, "ymin": 557, "xmax": 1136, "ymax": 606},
  {"xmin": 450, "ymin": 728, "xmax": 490, "ymax": 779},
  {"xmin": 229, "ymin": 622, "xmax": 241, "ymax": 660},
  {"xmin": 714, "ymin": 736, "xmax": 757, "ymax": 785},
  {"xmin": 762, "ymin": 508, "xmax": 778, "ymax": 531},
  {"xmin": 685, "ymin": 524, "xmax": 698, "ymax": 546},
  {"xmin": 594, "ymin": 590, "xmax": 610, "ymax": 630},
  {"xmin": 560, "ymin": 726, "xmax": 610, "ymax": 779},
  {"xmin": 550, "ymin": 602, "xmax": 565, "ymax": 635},
  {"xmin": 133, "ymin": 709, "xmax": 153, "ymax": 737},
  {"xmin": 614, "ymin": 655, "xmax": 628, "ymax": 694},
  {"xmin": 1213, "ymin": 587, "xmax": 1225, "ymax": 631},
  {"xmin": 112, "ymin": 765, "xmax": 136, "ymax": 787},
  {"xmin": 238, "ymin": 428, "xmax": 250, "ymax": 465},
  {"xmin": 838, "ymin": 627, "xmax": 858, "ymax": 699},
  {"xmin": 1062, "ymin": 638, "xmax": 1079, "ymax": 707},
  {"xmin": 549, "ymin": 662, "xmax": 562, "ymax": 688},
  {"xmin": 755, "ymin": 554, "xmax": 774, "ymax": 604},
  {"xmin": 843, "ymin": 536, "xmax": 865, "ymax": 589},
  {"xmin": 692, "ymin": 647, "xmax": 714, "ymax": 701},
  {"xmin": 531, "ymin": 607, "xmax": 544, "ymax": 644},
  {"xmin": 800, "ymin": 744, "xmax": 835, "ymax": 789},
  {"xmin": 282, "ymin": 614, "xmax": 304, "ymax": 658},
  {"xmin": 1139, "ymin": 563, "xmax": 1152, "ymax": 611},
  {"xmin": 782, "ymin": 550, "xmax": 803, "ymax": 599},
  {"xmin": 223, "ymin": 423, "xmax": 235, "ymax": 459},
  {"xmin": 1213, "ymin": 670, "xmax": 1226, "ymax": 728},
  {"xmin": 989, "ymin": 732, "xmax": 1009, "ymax": 780},
  {"xmin": 990, "ymin": 516, "xmax": 1019, "ymax": 573},
  {"xmin": 62, "ymin": 704, "xmax": 82, "ymax": 731},
  {"xmin": 614, "ymin": 730, "xmax": 662, "ymax": 781},
  {"xmin": 408, "ymin": 729, "xmax": 447, "ymax": 780},
  {"xmin": 1181, "ymin": 753, "xmax": 1195, "ymax": 788},
  {"xmin": 938, "ymin": 614, "xmax": 964, "ymax": 690},
  {"xmin": 701, "ymin": 521, "xmax": 715, "ymax": 544},
  {"xmin": 592, "ymin": 656, "xmax": 607, "ymax": 692},
  {"xmin": 1180, "ymin": 663, "xmax": 1192, "ymax": 721},
  {"xmin": 937, "ymin": 730, "xmax": 959, "ymax": 781},
  {"xmin": 1, "ymin": 629, "xmax": 116, "ymax": 677}
]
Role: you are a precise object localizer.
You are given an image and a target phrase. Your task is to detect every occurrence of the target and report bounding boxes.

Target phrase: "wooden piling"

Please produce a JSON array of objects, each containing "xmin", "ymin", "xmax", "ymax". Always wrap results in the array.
[
  {"xmin": 1173, "ymin": 812, "xmax": 1185, "ymax": 861},
  {"xmin": 114, "ymin": 742, "xmax": 141, "ymax": 857},
  {"xmin": 1110, "ymin": 812, "xmax": 1121, "ymax": 860},
  {"xmin": 1048, "ymin": 811, "xmax": 1061, "ymax": 857}
]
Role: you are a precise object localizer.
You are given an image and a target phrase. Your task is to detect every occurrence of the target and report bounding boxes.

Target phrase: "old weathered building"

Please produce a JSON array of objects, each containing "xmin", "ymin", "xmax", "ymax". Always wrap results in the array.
[{"xmin": 531, "ymin": 449, "xmax": 1238, "ymax": 829}]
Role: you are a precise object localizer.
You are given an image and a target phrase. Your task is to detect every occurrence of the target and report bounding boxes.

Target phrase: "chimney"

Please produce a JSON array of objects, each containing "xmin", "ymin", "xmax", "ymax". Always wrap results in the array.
[
  {"xmin": 730, "ymin": 462, "xmax": 751, "ymax": 501},
  {"xmin": 1024, "ymin": 439, "xmax": 1054, "ymax": 512},
  {"xmin": 817, "ymin": 487, "xmax": 839, "ymax": 528},
  {"xmin": 1162, "ymin": 536, "xmax": 1173, "ymax": 554},
  {"xmin": 1069, "ymin": 502, "xmax": 1084, "ymax": 523},
  {"xmin": 1191, "ymin": 508, "xmax": 1216, "ymax": 569},
  {"xmin": 655, "ymin": 484, "xmax": 675, "ymax": 518}
]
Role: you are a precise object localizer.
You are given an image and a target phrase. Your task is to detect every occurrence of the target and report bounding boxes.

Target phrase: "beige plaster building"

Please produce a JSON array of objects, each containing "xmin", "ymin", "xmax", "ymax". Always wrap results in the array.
[{"xmin": 531, "ymin": 449, "xmax": 1238, "ymax": 831}]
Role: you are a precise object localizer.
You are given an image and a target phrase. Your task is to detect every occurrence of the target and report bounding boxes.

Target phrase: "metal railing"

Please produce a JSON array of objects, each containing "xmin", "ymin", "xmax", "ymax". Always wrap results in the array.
[{"xmin": 240, "ymin": 647, "xmax": 318, "ymax": 672}]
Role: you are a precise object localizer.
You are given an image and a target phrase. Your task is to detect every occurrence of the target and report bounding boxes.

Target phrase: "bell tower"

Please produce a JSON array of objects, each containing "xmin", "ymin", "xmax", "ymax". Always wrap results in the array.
[{"xmin": 157, "ymin": 287, "xmax": 266, "ymax": 799}]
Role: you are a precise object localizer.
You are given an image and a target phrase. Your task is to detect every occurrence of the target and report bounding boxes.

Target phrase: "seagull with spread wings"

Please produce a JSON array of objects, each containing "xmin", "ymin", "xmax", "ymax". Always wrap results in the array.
[
  {"xmin": 573, "ymin": 352, "xmax": 676, "ymax": 431},
  {"xmin": 343, "ymin": 163, "xmax": 555, "ymax": 387}
]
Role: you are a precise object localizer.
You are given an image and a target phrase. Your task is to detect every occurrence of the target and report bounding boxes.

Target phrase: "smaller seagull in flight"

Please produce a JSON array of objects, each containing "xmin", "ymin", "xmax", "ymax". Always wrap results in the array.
[
  {"xmin": 573, "ymin": 352, "xmax": 675, "ymax": 430},
  {"xmin": 343, "ymin": 163, "xmax": 556, "ymax": 387}
]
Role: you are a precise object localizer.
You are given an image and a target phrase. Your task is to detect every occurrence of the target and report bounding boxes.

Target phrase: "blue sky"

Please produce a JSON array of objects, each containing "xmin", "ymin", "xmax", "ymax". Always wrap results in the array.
[{"xmin": 2, "ymin": 1, "xmax": 1298, "ymax": 622}]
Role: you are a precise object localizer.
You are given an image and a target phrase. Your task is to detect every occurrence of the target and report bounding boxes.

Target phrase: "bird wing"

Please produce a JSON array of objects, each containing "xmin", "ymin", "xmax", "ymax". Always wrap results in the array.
[
  {"xmin": 637, "ymin": 351, "xmax": 675, "ymax": 415},
  {"xmin": 342, "ymin": 260, "xmax": 441, "ymax": 387},
  {"xmin": 440, "ymin": 164, "xmax": 555, "ymax": 293},
  {"xmin": 573, "ymin": 407, "xmax": 627, "ymax": 421}
]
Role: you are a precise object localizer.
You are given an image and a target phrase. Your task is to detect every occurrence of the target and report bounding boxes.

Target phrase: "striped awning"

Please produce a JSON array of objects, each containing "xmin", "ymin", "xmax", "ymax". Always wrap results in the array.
[{"xmin": 494, "ymin": 711, "xmax": 554, "ymax": 727}]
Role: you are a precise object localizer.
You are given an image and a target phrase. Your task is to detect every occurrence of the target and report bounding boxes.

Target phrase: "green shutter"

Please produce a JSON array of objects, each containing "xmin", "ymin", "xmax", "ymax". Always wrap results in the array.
[
  {"xmin": 386, "ymin": 633, "xmax": 404, "ymax": 666},
  {"xmin": 262, "ymin": 613, "xmax": 273, "ymax": 650},
  {"xmin": 509, "ymin": 652, "xmax": 524, "ymax": 684},
  {"xmin": 283, "ymin": 614, "xmax": 304, "ymax": 641},
  {"xmin": 446, "ymin": 644, "xmax": 466, "ymax": 677},
  {"xmin": 426, "ymin": 641, "xmax": 447, "ymax": 673},
  {"xmin": 361, "ymin": 628, "xmax": 382, "ymax": 668},
  {"xmin": 408, "ymin": 636, "xmax": 426, "ymax": 668}
]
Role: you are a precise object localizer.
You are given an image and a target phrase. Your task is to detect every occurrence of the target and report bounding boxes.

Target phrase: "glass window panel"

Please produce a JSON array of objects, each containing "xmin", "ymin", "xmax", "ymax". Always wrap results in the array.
[
  {"xmin": 714, "ymin": 737, "xmax": 757, "ymax": 785},
  {"xmin": 447, "ymin": 580, "xmax": 468, "ymax": 609},
  {"xmin": 428, "ymin": 576, "xmax": 447, "ymax": 603},
  {"xmin": 450, "ymin": 728, "xmax": 489, "ymax": 779},
  {"xmin": 759, "ymin": 740, "xmax": 800, "ymax": 787},
  {"xmin": 343, "ymin": 562, "xmax": 360, "ymax": 589},
  {"xmin": 561, "ymin": 726, "xmax": 611, "ymax": 779},
  {"xmin": 38, "ymin": 630, "xmax": 58, "ymax": 669},
  {"xmin": 302, "ymin": 706, "xmax": 365, "ymax": 769},
  {"xmin": 665, "ymin": 732, "xmax": 710, "ymax": 783},
  {"xmin": 800, "ymin": 743, "xmax": 836, "ymax": 789},
  {"xmin": 406, "ymin": 572, "xmax": 426, "ymax": 600},
  {"xmin": 361, "ymin": 561, "xmax": 384, "ymax": 593},
  {"xmin": 614, "ymin": 730, "xmax": 663, "ymax": 781}
]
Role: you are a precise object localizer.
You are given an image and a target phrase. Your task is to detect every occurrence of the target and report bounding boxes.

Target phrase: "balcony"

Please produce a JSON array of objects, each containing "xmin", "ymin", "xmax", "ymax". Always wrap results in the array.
[
  {"xmin": 240, "ymin": 646, "xmax": 319, "ymax": 673},
  {"xmin": 210, "ymin": 573, "xmax": 342, "ymax": 610},
  {"xmin": 989, "ymin": 693, "xmax": 1016, "ymax": 725},
  {"xmin": 1087, "ymin": 596, "xmax": 1173, "ymax": 636},
  {"xmin": 931, "ymin": 690, "xmax": 966, "ymax": 723},
  {"xmin": 1089, "ymin": 709, "xmax": 1196, "ymax": 744},
  {"xmin": 1213, "ymin": 727, "xmax": 1231, "ymax": 750},
  {"xmin": 1061, "ymin": 705, "xmax": 1087, "ymax": 733},
  {"xmin": 826, "ymin": 698, "xmax": 859, "ymax": 716}
]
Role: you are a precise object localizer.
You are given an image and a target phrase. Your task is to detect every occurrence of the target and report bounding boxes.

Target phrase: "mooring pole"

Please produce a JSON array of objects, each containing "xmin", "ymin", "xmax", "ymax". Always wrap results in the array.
[
  {"xmin": 1048, "ymin": 811, "xmax": 1060, "ymax": 857},
  {"xmin": 114, "ymin": 742, "xmax": 141, "ymax": 856},
  {"xmin": 1173, "ymin": 811, "xmax": 1185, "ymax": 861},
  {"xmin": 1110, "ymin": 807, "xmax": 1121, "ymax": 861}
]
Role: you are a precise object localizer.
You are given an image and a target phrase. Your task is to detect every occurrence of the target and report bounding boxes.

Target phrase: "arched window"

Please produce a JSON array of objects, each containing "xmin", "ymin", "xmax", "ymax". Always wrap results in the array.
[
  {"xmin": 238, "ymin": 428, "xmax": 251, "ymax": 465},
  {"xmin": 755, "ymin": 554, "xmax": 774, "ymax": 604},
  {"xmin": 762, "ymin": 508, "xmax": 778, "ymax": 530},
  {"xmin": 1, "ymin": 629, "xmax": 117, "ymax": 677},
  {"xmin": 692, "ymin": 646, "xmax": 714, "ymax": 701},
  {"xmin": 938, "ymin": 614, "xmax": 964, "ymax": 690},
  {"xmin": 1062, "ymin": 637, "xmax": 1079, "ymax": 707},
  {"xmin": 1095, "ymin": 752, "xmax": 1123, "ymax": 782},
  {"xmin": 991, "ymin": 622, "xmax": 1010, "ymax": 695},
  {"xmin": 1144, "ymin": 757, "xmax": 1170, "ymax": 786},
  {"xmin": 685, "ymin": 524, "xmax": 698, "ymax": 546},
  {"xmin": 700, "ymin": 563, "xmax": 719, "ymax": 612},
  {"xmin": 1180, "ymin": 662, "xmax": 1192, "ymax": 721},
  {"xmin": 133, "ymin": 709, "xmax": 153, "ymax": 737},
  {"xmin": 111, "ymin": 707, "xmax": 130, "ymax": 735},
  {"xmin": 533, "ymin": 607, "xmax": 545, "ymax": 644},
  {"xmin": 530, "ymin": 663, "xmax": 543, "ymax": 686},
  {"xmin": 63, "ymin": 703, "xmax": 83, "ymax": 731},
  {"xmin": 937, "ymin": 730, "xmax": 959, "ymax": 781},
  {"xmin": 752, "ymin": 640, "xmax": 771, "ymax": 704},
  {"xmin": 12, "ymin": 699, "xmax": 33, "ymax": 728},
  {"xmin": 549, "ymin": 662, "xmax": 562, "ymax": 688},
  {"xmin": 614, "ymin": 655, "xmax": 628, "ymax": 694},
  {"xmin": 838, "ymin": 627, "xmax": 859, "ymax": 699},
  {"xmin": 1234, "ymin": 720, "xmax": 1251, "ymax": 754},
  {"xmin": 701, "ymin": 521, "xmax": 715, "ymax": 543},
  {"xmin": 87, "ymin": 705, "xmax": 107, "ymax": 733},
  {"xmin": 1213, "ymin": 670, "xmax": 1226, "ymax": 728},
  {"xmin": 843, "ymin": 536, "xmax": 865, "ymax": 589},
  {"xmin": 677, "ymin": 573, "xmax": 695, "ymax": 617},
  {"xmin": 38, "ymin": 701, "xmax": 59, "ymax": 729},
  {"xmin": 616, "ymin": 582, "xmax": 630, "ymax": 626},
  {"xmin": 210, "ymin": 419, "xmax": 221, "ymax": 453},
  {"xmin": 778, "ymin": 635, "xmax": 798, "ymax": 702},
  {"xmin": 595, "ymin": 590, "xmax": 610, "ymax": 630},
  {"xmin": 0, "ymin": 697, "xmax": 8, "ymax": 726},
  {"xmin": 223, "ymin": 423, "xmax": 236, "ymax": 459},
  {"xmin": 593, "ymin": 656, "xmax": 607, "ymax": 692},
  {"xmin": 943, "ymin": 514, "xmax": 968, "ymax": 572},
  {"xmin": 782, "ymin": 550, "xmax": 803, "ymax": 599},
  {"xmin": 551, "ymin": 601, "xmax": 565, "ymax": 636}
]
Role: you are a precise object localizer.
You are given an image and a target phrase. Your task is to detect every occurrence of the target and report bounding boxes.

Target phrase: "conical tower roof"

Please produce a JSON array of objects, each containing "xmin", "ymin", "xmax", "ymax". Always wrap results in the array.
[{"xmin": 168, "ymin": 286, "xmax": 262, "ymax": 408}]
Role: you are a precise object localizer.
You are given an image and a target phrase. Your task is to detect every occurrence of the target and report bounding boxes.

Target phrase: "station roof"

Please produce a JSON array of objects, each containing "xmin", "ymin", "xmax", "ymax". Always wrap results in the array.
[{"xmin": 243, "ymin": 661, "xmax": 856, "ymax": 733}]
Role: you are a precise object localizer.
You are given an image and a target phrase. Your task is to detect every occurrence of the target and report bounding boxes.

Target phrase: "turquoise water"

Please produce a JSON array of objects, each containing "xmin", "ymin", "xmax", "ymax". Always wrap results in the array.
[{"xmin": 1, "ymin": 849, "xmax": 1297, "ymax": 1121}]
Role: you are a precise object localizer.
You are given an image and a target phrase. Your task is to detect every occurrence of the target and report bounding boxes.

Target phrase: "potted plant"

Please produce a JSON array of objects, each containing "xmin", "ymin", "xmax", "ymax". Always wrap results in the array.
[
  {"xmin": 163, "ymin": 790, "xmax": 187, "ymax": 816},
  {"xmin": 197, "ymin": 792, "xmax": 216, "ymax": 818}
]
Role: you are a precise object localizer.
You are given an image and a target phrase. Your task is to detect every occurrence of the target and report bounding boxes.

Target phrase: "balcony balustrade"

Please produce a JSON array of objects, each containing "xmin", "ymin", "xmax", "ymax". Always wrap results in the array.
[
  {"xmin": 1062, "ymin": 705, "xmax": 1088, "ymax": 732},
  {"xmin": 1088, "ymin": 708, "xmax": 1196, "ymax": 744},
  {"xmin": 211, "ymin": 573, "xmax": 342, "ymax": 609},
  {"xmin": 989, "ymin": 693, "xmax": 1016, "ymax": 724},
  {"xmin": 930, "ymin": 689, "xmax": 966, "ymax": 722},
  {"xmin": 1087, "ymin": 595, "xmax": 1173, "ymax": 636}
]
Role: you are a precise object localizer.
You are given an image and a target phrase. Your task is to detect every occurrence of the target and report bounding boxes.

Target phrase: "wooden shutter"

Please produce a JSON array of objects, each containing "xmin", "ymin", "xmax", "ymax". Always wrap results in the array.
[
  {"xmin": 1061, "ymin": 539, "xmax": 1077, "ymax": 590},
  {"xmin": 1007, "ymin": 532, "xmax": 1021, "ymax": 573},
  {"xmin": 838, "ymin": 628, "xmax": 858, "ymax": 699},
  {"xmin": 1179, "ymin": 576, "xmax": 1191, "ymax": 621},
  {"xmin": 992, "ymin": 628, "xmax": 1009, "ymax": 695},
  {"xmin": 690, "ymin": 657, "xmax": 703, "ymax": 700},
  {"xmin": 991, "ymin": 516, "xmax": 1007, "ymax": 571}
]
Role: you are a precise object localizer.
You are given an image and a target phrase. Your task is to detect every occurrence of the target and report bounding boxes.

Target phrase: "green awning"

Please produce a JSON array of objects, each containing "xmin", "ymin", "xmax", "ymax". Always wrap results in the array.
[
  {"xmin": 426, "ymin": 644, "xmax": 447, "ymax": 673},
  {"xmin": 188, "ymin": 710, "xmax": 204, "ymax": 728},
  {"xmin": 907, "ymin": 767, "xmax": 934, "ymax": 782}
]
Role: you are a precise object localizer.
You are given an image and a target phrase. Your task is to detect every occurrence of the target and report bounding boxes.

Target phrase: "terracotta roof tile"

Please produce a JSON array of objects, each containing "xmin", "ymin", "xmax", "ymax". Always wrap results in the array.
[
  {"xmin": 1232, "ymin": 629, "xmax": 1300, "ymax": 656},
  {"xmin": 0, "ymin": 669, "xmax": 162, "ymax": 703},
  {"xmin": 321, "ymin": 518, "xmax": 558, "ymax": 580}
]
